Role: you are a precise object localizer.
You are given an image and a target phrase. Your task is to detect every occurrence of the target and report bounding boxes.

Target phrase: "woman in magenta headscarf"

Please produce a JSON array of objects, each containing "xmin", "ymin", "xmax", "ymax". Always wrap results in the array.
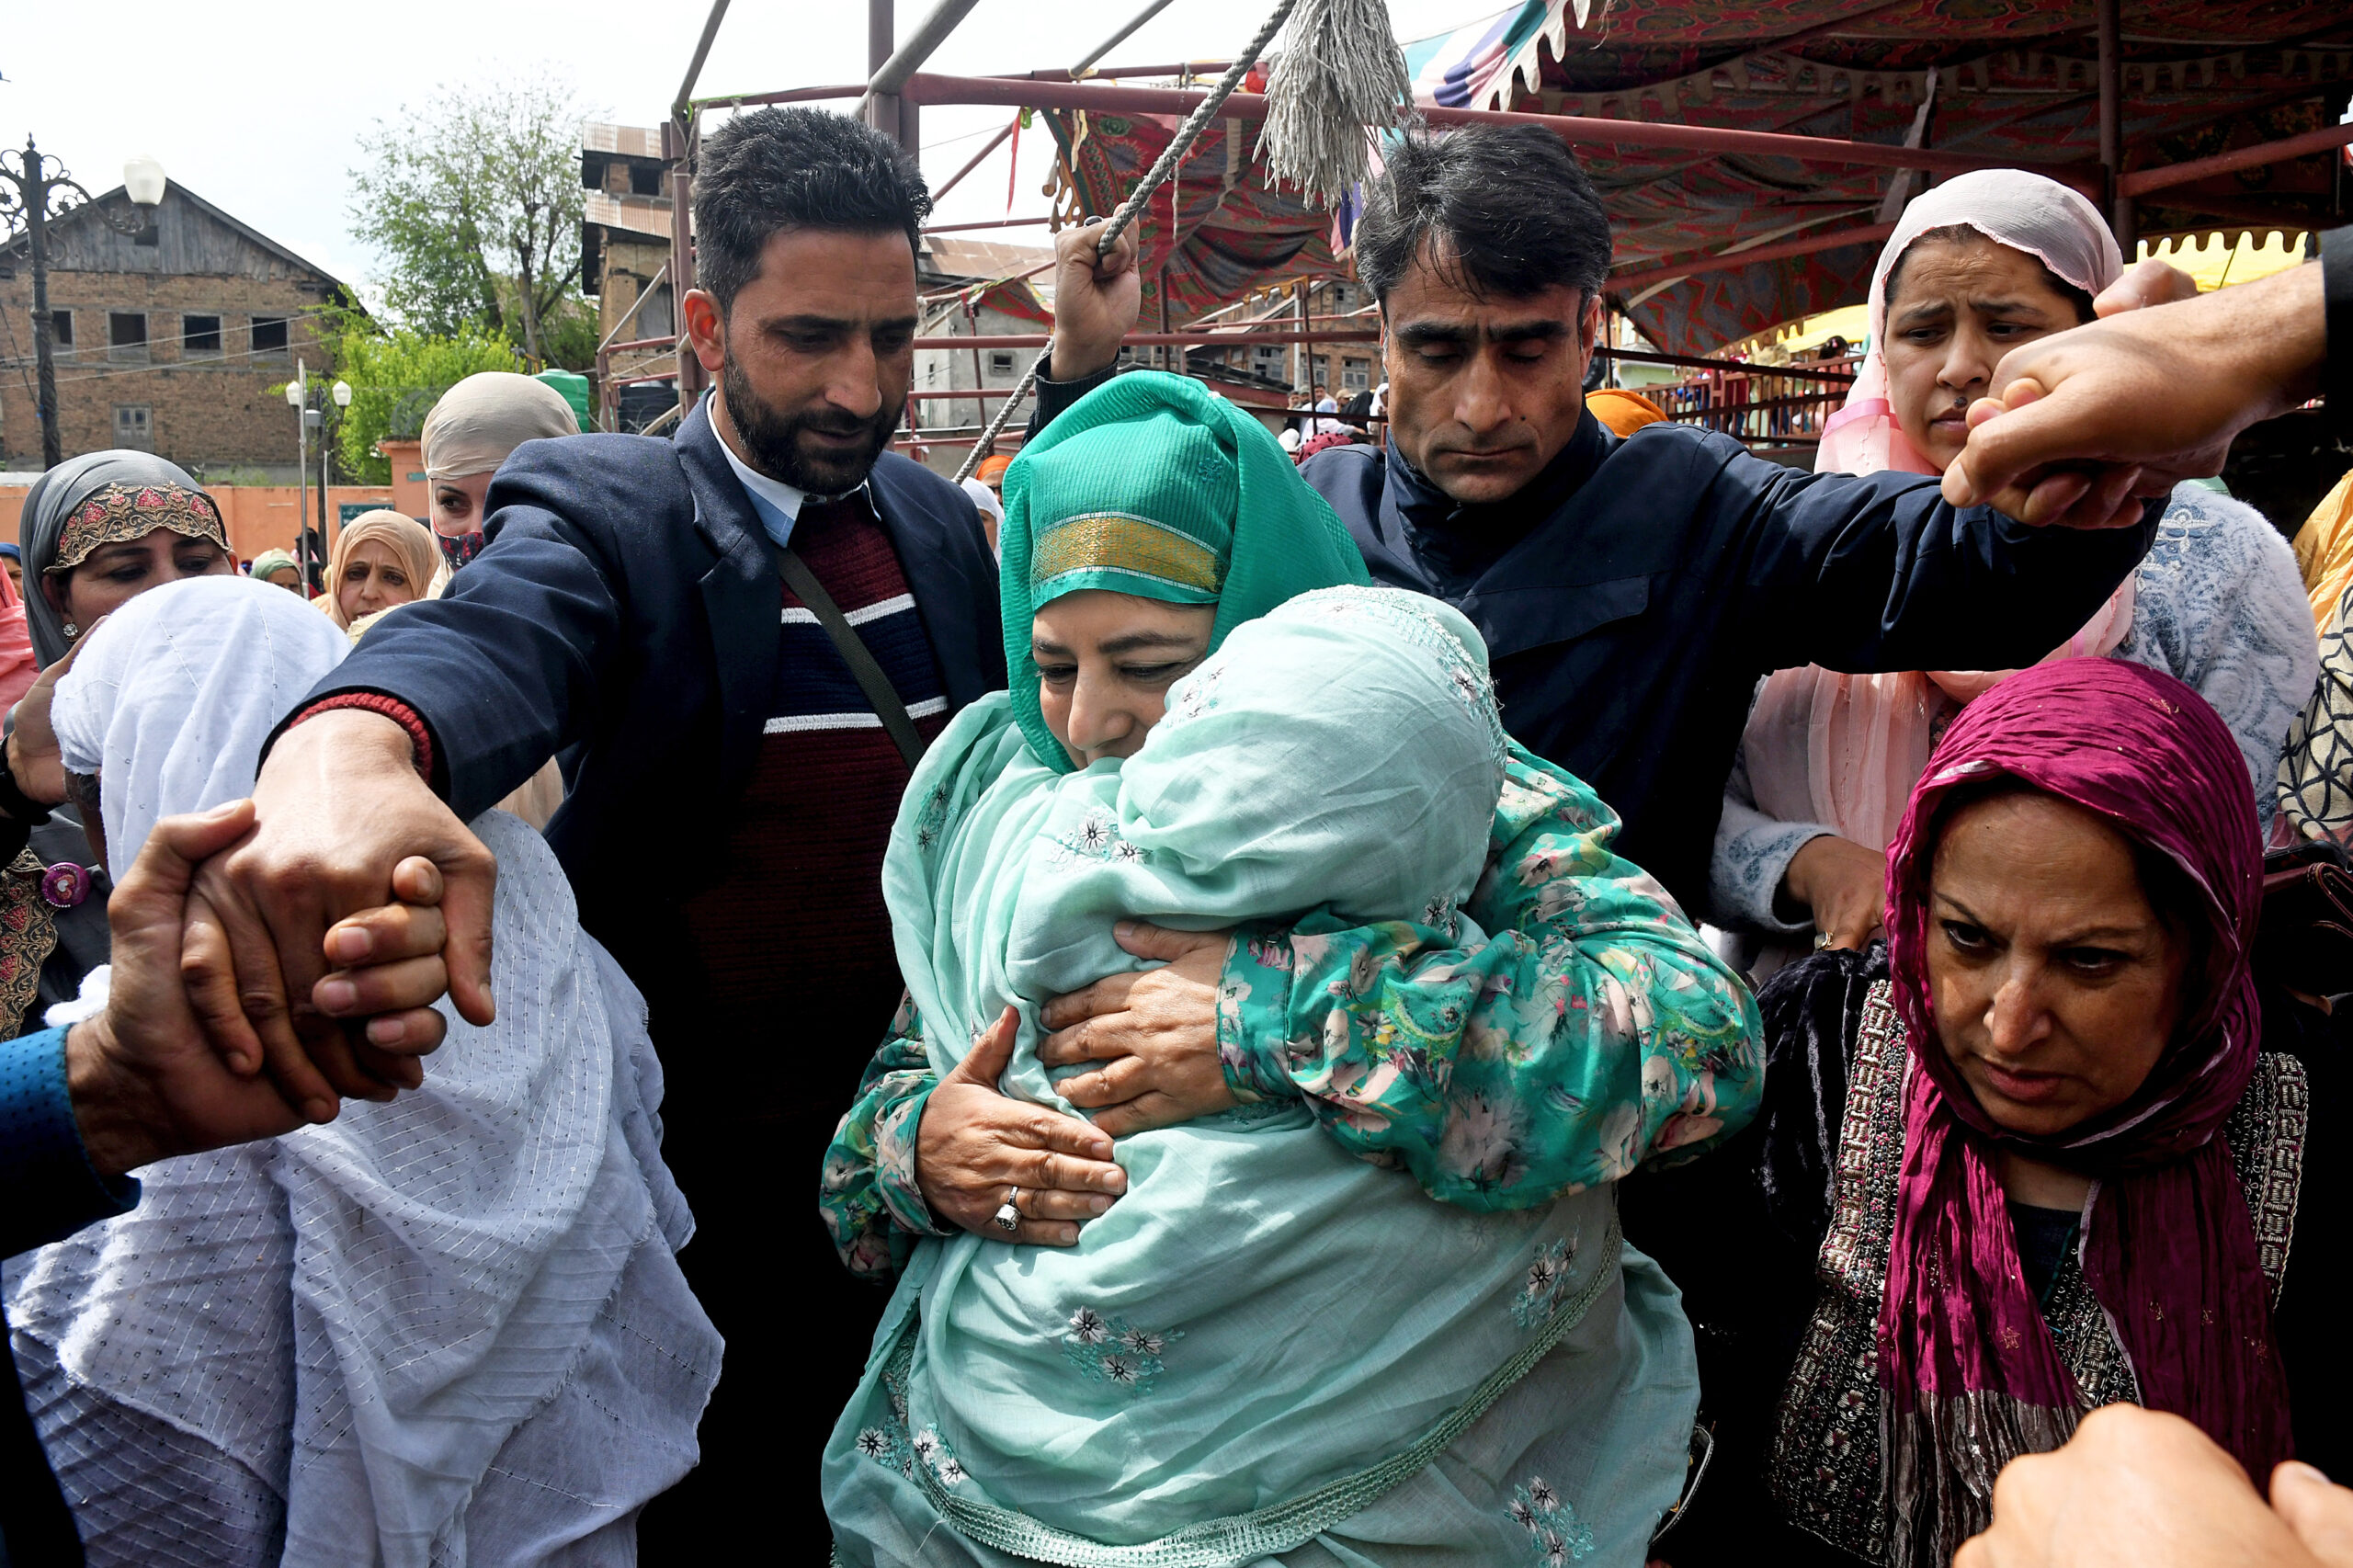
[
  {"xmin": 1648, "ymin": 657, "xmax": 2338, "ymax": 1568},
  {"xmin": 1711, "ymin": 171, "xmax": 2313, "ymax": 967}
]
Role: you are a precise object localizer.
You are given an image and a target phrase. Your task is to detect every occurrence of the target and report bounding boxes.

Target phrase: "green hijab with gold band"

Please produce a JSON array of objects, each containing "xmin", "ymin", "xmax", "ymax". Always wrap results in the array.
[{"xmin": 997, "ymin": 369, "xmax": 1370, "ymax": 771}]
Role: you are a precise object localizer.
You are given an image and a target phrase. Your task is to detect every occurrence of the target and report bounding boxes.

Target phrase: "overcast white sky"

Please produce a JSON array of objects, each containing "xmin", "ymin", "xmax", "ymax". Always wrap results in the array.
[{"xmin": 5, "ymin": 0, "xmax": 1490, "ymax": 310}]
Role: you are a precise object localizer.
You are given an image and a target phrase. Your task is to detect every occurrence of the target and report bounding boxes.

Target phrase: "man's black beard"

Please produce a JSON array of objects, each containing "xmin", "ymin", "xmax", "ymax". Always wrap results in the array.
[{"xmin": 721, "ymin": 351, "xmax": 900, "ymax": 496}]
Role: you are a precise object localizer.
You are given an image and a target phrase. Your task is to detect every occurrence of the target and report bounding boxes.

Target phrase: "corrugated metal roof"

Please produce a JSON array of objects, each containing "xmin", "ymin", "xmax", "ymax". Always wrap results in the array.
[
  {"xmin": 582, "ymin": 122, "xmax": 666, "ymax": 160},
  {"xmin": 585, "ymin": 189, "xmax": 673, "ymax": 240}
]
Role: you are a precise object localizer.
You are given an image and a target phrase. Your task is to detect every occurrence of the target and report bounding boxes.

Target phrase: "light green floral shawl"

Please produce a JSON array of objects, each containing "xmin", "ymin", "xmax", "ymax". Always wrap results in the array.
[{"xmin": 837, "ymin": 587, "xmax": 1629, "ymax": 1558}]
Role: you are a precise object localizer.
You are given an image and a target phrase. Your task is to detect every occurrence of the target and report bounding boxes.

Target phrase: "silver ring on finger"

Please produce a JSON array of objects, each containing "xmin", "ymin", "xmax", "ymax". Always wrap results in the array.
[{"xmin": 993, "ymin": 1187, "xmax": 1021, "ymax": 1235}]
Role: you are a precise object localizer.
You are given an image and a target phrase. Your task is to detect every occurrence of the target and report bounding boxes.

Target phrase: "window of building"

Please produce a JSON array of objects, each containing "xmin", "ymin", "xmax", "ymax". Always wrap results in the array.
[
  {"xmin": 987, "ymin": 351, "xmax": 1016, "ymax": 378},
  {"xmin": 113, "ymin": 405, "xmax": 153, "ymax": 451},
  {"xmin": 637, "ymin": 282, "xmax": 674, "ymax": 342},
  {"xmin": 630, "ymin": 162, "xmax": 665, "ymax": 197},
  {"xmin": 250, "ymin": 315, "xmax": 290, "ymax": 357},
  {"xmin": 1341, "ymin": 357, "xmax": 1371, "ymax": 392},
  {"xmin": 49, "ymin": 309, "xmax": 72, "ymax": 347},
  {"xmin": 183, "ymin": 313, "xmax": 222, "ymax": 356},
  {"xmin": 109, "ymin": 312, "xmax": 148, "ymax": 358}
]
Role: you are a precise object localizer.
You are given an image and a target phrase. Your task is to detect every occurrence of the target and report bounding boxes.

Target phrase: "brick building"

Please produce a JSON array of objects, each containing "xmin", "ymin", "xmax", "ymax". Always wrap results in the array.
[
  {"xmin": 0, "ymin": 180, "xmax": 347, "ymax": 478},
  {"xmin": 580, "ymin": 123, "xmax": 677, "ymax": 433}
]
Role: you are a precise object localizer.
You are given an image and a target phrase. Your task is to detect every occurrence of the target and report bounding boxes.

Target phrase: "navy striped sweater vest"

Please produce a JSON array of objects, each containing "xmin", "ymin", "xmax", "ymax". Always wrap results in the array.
[{"xmin": 680, "ymin": 493, "xmax": 950, "ymax": 1022}]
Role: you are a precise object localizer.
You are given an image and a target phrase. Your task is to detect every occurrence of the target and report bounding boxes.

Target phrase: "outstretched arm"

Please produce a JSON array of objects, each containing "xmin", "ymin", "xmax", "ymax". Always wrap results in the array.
[
  {"xmin": 1, "ymin": 801, "xmax": 450, "ymax": 1258},
  {"xmin": 183, "ymin": 464, "xmax": 642, "ymax": 1117},
  {"xmin": 1943, "ymin": 244, "xmax": 2340, "ymax": 525},
  {"xmin": 1218, "ymin": 745, "xmax": 1764, "ymax": 1210}
]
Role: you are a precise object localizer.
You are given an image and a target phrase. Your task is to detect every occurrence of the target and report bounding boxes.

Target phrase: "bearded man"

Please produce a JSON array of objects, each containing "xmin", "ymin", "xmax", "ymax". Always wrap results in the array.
[{"xmin": 206, "ymin": 108, "xmax": 1004, "ymax": 1536}]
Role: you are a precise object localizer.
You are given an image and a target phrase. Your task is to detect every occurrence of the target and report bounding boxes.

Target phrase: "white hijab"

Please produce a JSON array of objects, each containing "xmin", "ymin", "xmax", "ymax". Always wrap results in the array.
[
  {"xmin": 17, "ymin": 576, "xmax": 719, "ymax": 1566},
  {"xmin": 1815, "ymin": 168, "xmax": 2122, "ymax": 478},
  {"xmin": 51, "ymin": 574, "xmax": 348, "ymax": 880}
]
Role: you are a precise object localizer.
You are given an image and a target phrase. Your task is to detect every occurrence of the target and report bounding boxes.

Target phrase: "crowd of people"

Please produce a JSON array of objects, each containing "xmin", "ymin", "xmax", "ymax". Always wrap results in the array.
[{"xmin": 0, "ymin": 100, "xmax": 2346, "ymax": 1568}]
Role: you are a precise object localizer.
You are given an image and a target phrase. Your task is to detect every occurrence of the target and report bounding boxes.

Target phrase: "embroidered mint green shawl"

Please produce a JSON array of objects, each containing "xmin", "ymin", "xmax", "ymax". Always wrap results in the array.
[
  {"xmin": 846, "ymin": 587, "xmax": 1629, "ymax": 1556},
  {"xmin": 998, "ymin": 369, "xmax": 1368, "ymax": 771}
]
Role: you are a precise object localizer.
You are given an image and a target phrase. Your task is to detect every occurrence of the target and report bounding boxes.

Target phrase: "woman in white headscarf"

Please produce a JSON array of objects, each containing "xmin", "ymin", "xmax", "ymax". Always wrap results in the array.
[
  {"xmin": 5, "ymin": 575, "xmax": 720, "ymax": 1568},
  {"xmin": 420, "ymin": 372, "xmax": 580, "ymax": 597},
  {"xmin": 1710, "ymin": 169, "xmax": 2313, "ymax": 964},
  {"xmin": 412, "ymin": 374, "xmax": 577, "ymax": 828}
]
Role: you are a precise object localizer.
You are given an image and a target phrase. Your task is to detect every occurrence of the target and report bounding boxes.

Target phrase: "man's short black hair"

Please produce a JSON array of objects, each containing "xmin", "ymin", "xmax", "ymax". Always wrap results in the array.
[
  {"xmin": 692, "ymin": 107, "xmax": 933, "ymax": 317},
  {"xmin": 1354, "ymin": 125, "xmax": 1611, "ymax": 309}
]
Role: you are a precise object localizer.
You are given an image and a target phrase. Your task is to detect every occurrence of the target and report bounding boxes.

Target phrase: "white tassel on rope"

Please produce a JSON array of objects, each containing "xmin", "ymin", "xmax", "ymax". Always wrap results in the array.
[
  {"xmin": 1260, "ymin": 0, "xmax": 1411, "ymax": 208},
  {"xmin": 953, "ymin": 0, "xmax": 1303, "ymax": 483}
]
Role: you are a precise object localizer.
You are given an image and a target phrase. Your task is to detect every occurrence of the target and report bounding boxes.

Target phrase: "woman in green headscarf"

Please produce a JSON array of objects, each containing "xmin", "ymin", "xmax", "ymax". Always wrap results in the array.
[{"xmin": 820, "ymin": 374, "xmax": 1755, "ymax": 1566}]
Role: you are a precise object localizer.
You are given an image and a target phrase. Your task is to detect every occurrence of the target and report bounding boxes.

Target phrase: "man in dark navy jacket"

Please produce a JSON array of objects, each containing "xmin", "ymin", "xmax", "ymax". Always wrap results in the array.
[
  {"xmin": 1034, "ymin": 126, "xmax": 2160, "ymax": 923},
  {"xmin": 192, "ymin": 109, "xmax": 1004, "ymax": 1536}
]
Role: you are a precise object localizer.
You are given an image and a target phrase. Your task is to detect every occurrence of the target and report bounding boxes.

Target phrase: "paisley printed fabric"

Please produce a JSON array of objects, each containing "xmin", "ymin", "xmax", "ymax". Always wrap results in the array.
[
  {"xmin": 822, "ymin": 744, "xmax": 1764, "ymax": 1267},
  {"xmin": 2277, "ymin": 580, "xmax": 2353, "ymax": 845},
  {"xmin": 1219, "ymin": 744, "xmax": 1763, "ymax": 1207},
  {"xmin": 820, "ymin": 993, "xmax": 944, "ymax": 1281},
  {"xmin": 828, "ymin": 739, "xmax": 1769, "ymax": 1261}
]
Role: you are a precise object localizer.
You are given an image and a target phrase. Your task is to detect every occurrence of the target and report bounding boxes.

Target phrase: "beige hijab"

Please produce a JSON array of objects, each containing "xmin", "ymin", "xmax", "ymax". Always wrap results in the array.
[
  {"xmin": 421, "ymin": 373, "xmax": 580, "ymax": 483},
  {"xmin": 323, "ymin": 510, "xmax": 441, "ymax": 631}
]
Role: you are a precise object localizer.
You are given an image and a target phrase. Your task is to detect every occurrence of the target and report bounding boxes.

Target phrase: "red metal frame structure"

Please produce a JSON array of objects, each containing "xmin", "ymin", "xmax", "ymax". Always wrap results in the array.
[{"xmin": 655, "ymin": 0, "xmax": 2348, "ymax": 426}]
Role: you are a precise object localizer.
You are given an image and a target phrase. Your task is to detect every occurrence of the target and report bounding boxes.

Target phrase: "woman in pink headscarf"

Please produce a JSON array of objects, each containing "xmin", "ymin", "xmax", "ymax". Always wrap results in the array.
[
  {"xmin": 0, "ymin": 547, "xmax": 40, "ymax": 713},
  {"xmin": 1711, "ymin": 171, "xmax": 2313, "ymax": 965},
  {"xmin": 1649, "ymin": 658, "xmax": 2343, "ymax": 1568}
]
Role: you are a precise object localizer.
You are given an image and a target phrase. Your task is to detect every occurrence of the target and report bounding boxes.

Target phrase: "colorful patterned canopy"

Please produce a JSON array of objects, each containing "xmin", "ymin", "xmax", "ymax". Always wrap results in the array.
[
  {"xmin": 1043, "ymin": 104, "xmax": 1347, "ymax": 327},
  {"xmin": 1043, "ymin": 0, "xmax": 2346, "ymax": 354},
  {"xmin": 1416, "ymin": 0, "xmax": 2348, "ymax": 352}
]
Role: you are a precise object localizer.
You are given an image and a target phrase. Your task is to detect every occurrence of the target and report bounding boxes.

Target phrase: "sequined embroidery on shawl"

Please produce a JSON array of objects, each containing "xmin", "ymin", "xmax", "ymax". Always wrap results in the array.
[
  {"xmin": 851, "ymin": 1221, "xmax": 1629, "ymax": 1565},
  {"xmin": 1769, "ymin": 981, "xmax": 2309, "ymax": 1561},
  {"xmin": 49, "ymin": 483, "xmax": 229, "ymax": 574},
  {"xmin": 1061, "ymin": 1307, "xmax": 1181, "ymax": 1394},
  {"xmin": 1770, "ymin": 978, "xmax": 1909, "ymax": 1562},
  {"xmin": 2223, "ymin": 1053, "xmax": 2308, "ymax": 1304},
  {"xmin": 0, "ymin": 847, "xmax": 59, "ymax": 1040}
]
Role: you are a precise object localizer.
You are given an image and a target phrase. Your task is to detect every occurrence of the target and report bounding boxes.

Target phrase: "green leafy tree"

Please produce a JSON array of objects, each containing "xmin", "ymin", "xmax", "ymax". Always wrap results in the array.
[
  {"xmin": 321, "ymin": 319, "xmax": 523, "ymax": 484},
  {"xmin": 350, "ymin": 74, "xmax": 594, "ymax": 364},
  {"xmin": 492, "ymin": 275, "xmax": 601, "ymax": 373}
]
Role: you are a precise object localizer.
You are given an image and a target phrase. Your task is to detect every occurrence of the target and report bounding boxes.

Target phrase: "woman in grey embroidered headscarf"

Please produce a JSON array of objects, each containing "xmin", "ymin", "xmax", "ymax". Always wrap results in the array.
[
  {"xmin": 13, "ymin": 449, "xmax": 237, "ymax": 788},
  {"xmin": 0, "ymin": 451, "xmax": 231, "ymax": 1040},
  {"xmin": 16, "ymin": 450, "xmax": 236, "ymax": 667}
]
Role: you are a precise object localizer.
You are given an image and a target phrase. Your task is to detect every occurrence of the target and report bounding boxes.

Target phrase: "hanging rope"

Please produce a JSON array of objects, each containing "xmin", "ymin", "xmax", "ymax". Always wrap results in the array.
[{"xmin": 951, "ymin": 0, "xmax": 1301, "ymax": 482}]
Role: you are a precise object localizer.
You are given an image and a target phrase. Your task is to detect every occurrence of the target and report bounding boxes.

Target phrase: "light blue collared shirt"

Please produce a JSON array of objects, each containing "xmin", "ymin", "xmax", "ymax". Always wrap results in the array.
[
  {"xmin": 716, "ymin": 431, "xmax": 872, "ymax": 551},
  {"xmin": 718, "ymin": 434, "xmax": 811, "ymax": 550}
]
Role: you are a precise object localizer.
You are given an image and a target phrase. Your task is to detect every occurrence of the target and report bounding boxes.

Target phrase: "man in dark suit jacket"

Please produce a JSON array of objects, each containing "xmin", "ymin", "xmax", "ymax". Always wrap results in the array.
[{"xmin": 194, "ymin": 108, "xmax": 1005, "ymax": 1542}]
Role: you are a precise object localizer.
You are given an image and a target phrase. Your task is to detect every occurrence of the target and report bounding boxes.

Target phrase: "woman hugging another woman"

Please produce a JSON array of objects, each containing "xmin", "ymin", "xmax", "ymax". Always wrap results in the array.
[{"xmin": 823, "ymin": 373, "xmax": 1764, "ymax": 1566}]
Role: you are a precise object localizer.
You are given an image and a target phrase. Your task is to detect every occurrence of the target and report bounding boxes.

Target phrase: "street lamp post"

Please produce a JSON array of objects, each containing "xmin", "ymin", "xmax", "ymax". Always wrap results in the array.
[
  {"xmin": 0, "ymin": 140, "xmax": 167, "ymax": 469},
  {"xmin": 286, "ymin": 367, "xmax": 317, "ymax": 593},
  {"xmin": 320, "ymin": 379, "xmax": 350, "ymax": 573},
  {"xmin": 283, "ymin": 372, "xmax": 353, "ymax": 596}
]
